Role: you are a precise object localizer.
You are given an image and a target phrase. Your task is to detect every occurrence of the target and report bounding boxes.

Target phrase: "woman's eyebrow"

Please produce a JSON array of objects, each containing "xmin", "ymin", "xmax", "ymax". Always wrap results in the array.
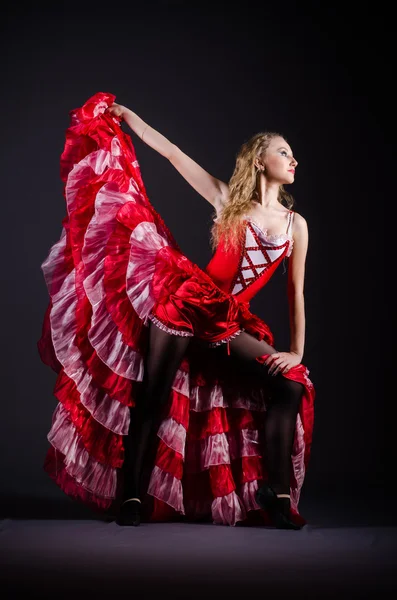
[{"xmin": 277, "ymin": 146, "xmax": 295, "ymax": 157}]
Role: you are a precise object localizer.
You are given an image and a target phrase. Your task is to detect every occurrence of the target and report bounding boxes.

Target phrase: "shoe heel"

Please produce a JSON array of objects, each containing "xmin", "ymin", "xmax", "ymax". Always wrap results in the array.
[
  {"xmin": 256, "ymin": 484, "xmax": 302, "ymax": 531},
  {"xmin": 116, "ymin": 498, "xmax": 142, "ymax": 527}
]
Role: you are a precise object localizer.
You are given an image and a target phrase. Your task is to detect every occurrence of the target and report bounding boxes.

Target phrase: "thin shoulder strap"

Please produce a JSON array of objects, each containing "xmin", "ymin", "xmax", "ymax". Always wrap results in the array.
[{"xmin": 286, "ymin": 210, "xmax": 294, "ymax": 235}]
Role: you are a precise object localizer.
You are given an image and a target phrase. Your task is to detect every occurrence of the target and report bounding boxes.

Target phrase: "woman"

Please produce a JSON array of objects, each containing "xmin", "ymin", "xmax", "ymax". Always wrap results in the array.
[{"xmin": 38, "ymin": 92, "xmax": 315, "ymax": 531}]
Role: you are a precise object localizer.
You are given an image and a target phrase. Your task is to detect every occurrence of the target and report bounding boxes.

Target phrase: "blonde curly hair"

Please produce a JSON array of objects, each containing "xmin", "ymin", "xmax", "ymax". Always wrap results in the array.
[{"xmin": 210, "ymin": 132, "xmax": 295, "ymax": 252}]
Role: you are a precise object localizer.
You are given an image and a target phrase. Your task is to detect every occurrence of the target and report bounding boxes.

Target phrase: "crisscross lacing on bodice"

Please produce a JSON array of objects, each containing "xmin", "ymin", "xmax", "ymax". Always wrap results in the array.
[{"xmin": 231, "ymin": 212, "xmax": 294, "ymax": 296}]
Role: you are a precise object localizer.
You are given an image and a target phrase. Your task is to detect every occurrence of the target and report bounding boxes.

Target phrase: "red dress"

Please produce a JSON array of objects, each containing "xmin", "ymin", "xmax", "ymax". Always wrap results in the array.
[{"xmin": 38, "ymin": 92, "xmax": 315, "ymax": 527}]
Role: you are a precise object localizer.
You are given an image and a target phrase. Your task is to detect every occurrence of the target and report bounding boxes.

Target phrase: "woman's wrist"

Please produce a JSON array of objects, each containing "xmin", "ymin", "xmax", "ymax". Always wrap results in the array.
[
  {"xmin": 121, "ymin": 106, "xmax": 131, "ymax": 119},
  {"xmin": 290, "ymin": 349, "xmax": 303, "ymax": 360}
]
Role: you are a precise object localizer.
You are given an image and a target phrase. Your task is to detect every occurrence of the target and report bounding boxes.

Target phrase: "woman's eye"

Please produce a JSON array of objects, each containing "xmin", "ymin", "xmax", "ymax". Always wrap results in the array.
[{"xmin": 280, "ymin": 150, "xmax": 288, "ymax": 157}]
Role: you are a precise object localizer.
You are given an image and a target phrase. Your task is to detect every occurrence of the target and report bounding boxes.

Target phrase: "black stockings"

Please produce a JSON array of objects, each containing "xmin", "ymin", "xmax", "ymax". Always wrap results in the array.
[
  {"xmin": 122, "ymin": 322, "xmax": 191, "ymax": 500},
  {"xmin": 122, "ymin": 326, "xmax": 304, "ymax": 501},
  {"xmin": 228, "ymin": 331, "xmax": 304, "ymax": 495}
]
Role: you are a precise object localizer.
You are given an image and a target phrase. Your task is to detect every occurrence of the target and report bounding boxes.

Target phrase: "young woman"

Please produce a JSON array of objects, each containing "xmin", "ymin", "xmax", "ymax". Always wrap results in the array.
[{"xmin": 38, "ymin": 92, "xmax": 315, "ymax": 531}]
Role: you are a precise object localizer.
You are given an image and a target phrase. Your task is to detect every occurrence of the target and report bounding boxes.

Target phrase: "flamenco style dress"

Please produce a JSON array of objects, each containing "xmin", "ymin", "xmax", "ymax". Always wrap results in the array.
[{"xmin": 38, "ymin": 92, "xmax": 315, "ymax": 527}]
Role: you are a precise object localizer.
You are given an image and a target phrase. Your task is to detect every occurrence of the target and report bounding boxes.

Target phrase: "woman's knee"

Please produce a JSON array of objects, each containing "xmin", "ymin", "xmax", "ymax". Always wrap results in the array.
[{"xmin": 270, "ymin": 375, "xmax": 304, "ymax": 407}]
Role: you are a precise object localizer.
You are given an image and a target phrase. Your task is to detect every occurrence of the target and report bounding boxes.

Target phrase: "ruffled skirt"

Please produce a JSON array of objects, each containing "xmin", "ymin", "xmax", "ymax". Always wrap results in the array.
[{"xmin": 38, "ymin": 92, "xmax": 315, "ymax": 526}]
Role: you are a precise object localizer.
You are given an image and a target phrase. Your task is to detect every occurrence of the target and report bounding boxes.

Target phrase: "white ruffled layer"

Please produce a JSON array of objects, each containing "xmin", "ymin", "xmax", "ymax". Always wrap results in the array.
[
  {"xmin": 184, "ymin": 428, "xmax": 262, "ymax": 474},
  {"xmin": 227, "ymin": 428, "xmax": 261, "ymax": 460},
  {"xmin": 41, "ymin": 227, "xmax": 70, "ymax": 296},
  {"xmin": 126, "ymin": 221, "xmax": 170, "ymax": 324},
  {"xmin": 157, "ymin": 417, "xmax": 186, "ymax": 457},
  {"xmin": 170, "ymin": 368, "xmax": 190, "ymax": 397},
  {"xmin": 48, "ymin": 404, "xmax": 117, "ymax": 499},
  {"xmin": 49, "ymin": 269, "xmax": 130, "ymax": 435},
  {"xmin": 239, "ymin": 480, "xmax": 261, "ymax": 512},
  {"xmin": 187, "ymin": 379, "xmax": 266, "ymax": 413},
  {"xmin": 189, "ymin": 382, "xmax": 229, "ymax": 412},
  {"xmin": 147, "ymin": 465, "xmax": 185, "ymax": 514},
  {"xmin": 66, "ymin": 142, "xmax": 132, "ymax": 212},
  {"xmin": 211, "ymin": 491, "xmax": 247, "ymax": 526},
  {"xmin": 184, "ymin": 433, "xmax": 231, "ymax": 474},
  {"xmin": 75, "ymin": 150, "xmax": 144, "ymax": 381},
  {"xmin": 82, "ymin": 178, "xmax": 143, "ymax": 381}
]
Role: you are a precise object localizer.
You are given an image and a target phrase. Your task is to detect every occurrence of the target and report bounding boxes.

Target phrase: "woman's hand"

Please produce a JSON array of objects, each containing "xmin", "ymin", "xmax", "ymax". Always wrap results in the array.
[
  {"xmin": 264, "ymin": 351, "xmax": 302, "ymax": 376},
  {"xmin": 105, "ymin": 102, "xmax": 127, "ymax": 119}
]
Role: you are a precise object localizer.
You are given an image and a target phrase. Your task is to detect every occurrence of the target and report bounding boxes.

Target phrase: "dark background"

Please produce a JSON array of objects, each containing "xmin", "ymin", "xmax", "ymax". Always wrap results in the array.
[{"xmin": 0, "ymin": 0, "xmax": 393, "ymax": 507}]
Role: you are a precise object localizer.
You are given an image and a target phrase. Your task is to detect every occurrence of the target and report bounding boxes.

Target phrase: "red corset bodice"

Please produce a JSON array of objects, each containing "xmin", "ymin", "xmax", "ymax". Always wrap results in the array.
[{"xmin": 205, "ymin": 213, "xmax": 294, "ymax": 303}]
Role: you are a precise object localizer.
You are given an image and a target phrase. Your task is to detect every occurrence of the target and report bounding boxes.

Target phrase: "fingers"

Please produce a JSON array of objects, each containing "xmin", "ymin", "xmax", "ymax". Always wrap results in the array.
[
  {"xmin": 271, "ymin": 361, "xmax": 284, "ymax": 376},
  {"xmin": 273, "ymin": 363, "xmax": 290, "ymax": 376},
  {"xmin": 264, "ymin": 353, "xmax": 278, "ymax": 366},
  {"xmin": 264, "ymin": 354, "xmax": 279, "ymax": 370},
  {"xmin": 105, "ymin": 103, "xmax": 122, "ymax": 117},
  {"xmin": 266, "ymin": 355, "xmax": 281, "ymax": 376},
  {"xmin": 264, "ymin": 354, "xmax": 290, "ymax": 376}
]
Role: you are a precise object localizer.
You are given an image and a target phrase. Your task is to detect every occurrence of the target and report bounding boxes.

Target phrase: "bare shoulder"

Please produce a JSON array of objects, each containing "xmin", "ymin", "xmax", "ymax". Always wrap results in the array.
[{"xmin": 292, "ymin": 211, "xmax": 308, "ymax": 236}]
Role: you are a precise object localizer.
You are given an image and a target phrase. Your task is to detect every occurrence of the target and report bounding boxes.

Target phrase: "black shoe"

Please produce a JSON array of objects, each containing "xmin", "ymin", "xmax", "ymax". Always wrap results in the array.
[
  {"xmin": 255, "ymin": 483, "xmax": 302, "ymax": 530},
  {"xmin": 116, "ymin": 498, "xmax": 141, "ymax": 526}
]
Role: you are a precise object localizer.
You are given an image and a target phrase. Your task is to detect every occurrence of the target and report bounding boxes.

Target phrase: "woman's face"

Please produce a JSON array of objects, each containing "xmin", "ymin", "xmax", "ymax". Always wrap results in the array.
[{"xmin": 259, "ymin": 136, "xmax": 298, "ymax": 185}]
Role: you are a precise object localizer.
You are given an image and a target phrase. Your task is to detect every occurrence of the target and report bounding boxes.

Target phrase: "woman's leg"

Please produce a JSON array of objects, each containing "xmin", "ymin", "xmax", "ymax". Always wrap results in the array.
[
  {"xmin": 227, "ymin": 331, "xmax": 304, "ymax": 498},
  {"xmin": 121, "ymin": 321, "xmax": 191, "ymax": 507}
]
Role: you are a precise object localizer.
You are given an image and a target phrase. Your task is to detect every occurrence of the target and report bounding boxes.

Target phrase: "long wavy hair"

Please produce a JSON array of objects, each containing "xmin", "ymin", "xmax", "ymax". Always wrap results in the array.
[{"xmin": 210, "ymin": 132, "xmax": 295, "ymax": 252}]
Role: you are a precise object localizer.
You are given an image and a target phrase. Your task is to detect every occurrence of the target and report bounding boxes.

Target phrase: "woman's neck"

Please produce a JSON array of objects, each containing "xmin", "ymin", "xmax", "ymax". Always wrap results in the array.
[{"xmin": 255, "ymin": 179, "xmax": 280, "ymax": 209}]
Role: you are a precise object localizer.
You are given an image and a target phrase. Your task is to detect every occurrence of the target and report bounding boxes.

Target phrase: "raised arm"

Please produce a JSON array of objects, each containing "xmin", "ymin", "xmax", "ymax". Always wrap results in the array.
[{"xmin": 107, "ymin": 103, "xmax": 229, "ymax": 207}]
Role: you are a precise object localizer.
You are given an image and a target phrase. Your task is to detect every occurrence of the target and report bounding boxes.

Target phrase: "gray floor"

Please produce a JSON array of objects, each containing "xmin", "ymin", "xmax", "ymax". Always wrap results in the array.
[{"xmin": 1, "ymin": 488, "xmax": 396, "ymax": 599}]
